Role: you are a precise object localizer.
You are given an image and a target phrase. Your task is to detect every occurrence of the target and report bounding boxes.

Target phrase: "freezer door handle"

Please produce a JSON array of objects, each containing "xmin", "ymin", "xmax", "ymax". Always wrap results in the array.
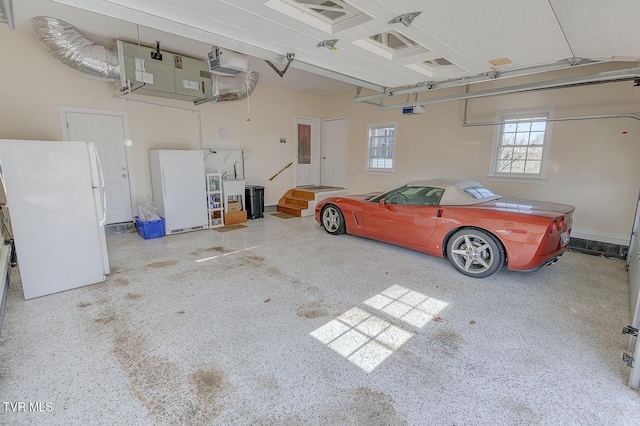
[{"xmin": 91, "ymin": 146, "xmax": 108, "ymax": 225}]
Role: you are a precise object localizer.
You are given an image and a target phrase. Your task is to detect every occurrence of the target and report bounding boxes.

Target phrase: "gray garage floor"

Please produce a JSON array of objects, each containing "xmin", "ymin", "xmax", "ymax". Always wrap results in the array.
[{"xmin": 1, "ymin": 214, "xmax": 640, "ymax": 425}]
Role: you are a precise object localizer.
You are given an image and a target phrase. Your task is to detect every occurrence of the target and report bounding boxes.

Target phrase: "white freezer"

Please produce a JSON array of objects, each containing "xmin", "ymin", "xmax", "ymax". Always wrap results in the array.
[
  {"xmin": 0, "ymin": 140, "xmax": 110, "ymax": 299},
  {"xmin": 149, "ymin": 149, "xmax": 208, "ymax": 234}
]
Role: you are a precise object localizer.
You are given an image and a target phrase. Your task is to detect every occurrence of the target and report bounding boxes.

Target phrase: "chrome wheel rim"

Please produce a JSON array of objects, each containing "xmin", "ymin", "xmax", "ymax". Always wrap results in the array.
[
  {"xmin": 450, "ymin": 234, "xmax": 494, "ymax": 275},
  {"xmin": 322, "ymin": 207, "xmax": 341, "ymax": 232}
]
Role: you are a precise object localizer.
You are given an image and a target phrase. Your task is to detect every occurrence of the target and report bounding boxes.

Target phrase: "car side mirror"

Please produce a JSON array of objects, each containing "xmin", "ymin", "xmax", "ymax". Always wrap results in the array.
[{"xmin": 379, "ymin": 198, "xmax": 386, "ymax": 206}]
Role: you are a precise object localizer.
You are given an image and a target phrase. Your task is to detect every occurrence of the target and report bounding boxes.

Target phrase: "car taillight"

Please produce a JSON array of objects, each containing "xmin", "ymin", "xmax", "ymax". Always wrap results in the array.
[
  {"xmin": 549, "ymin": 220, "xmax": 558, "ymax": 234},
  {"xmin": 558, "ymin": 216, "xmax": 565, "ymax": 230}
]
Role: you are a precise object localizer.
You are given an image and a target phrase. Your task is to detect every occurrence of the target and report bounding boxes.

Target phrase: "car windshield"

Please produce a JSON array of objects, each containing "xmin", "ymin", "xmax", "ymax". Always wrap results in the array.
[{"xmin": 371, "ymin": 185, "xmax": 444, "ymax": 206}]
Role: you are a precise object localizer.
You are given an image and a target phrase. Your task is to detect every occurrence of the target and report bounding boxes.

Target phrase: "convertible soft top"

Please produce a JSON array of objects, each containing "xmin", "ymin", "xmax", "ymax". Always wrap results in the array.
[{"xmin": 406, "ymin": 179, "xmax": 502, "ymax": 206}]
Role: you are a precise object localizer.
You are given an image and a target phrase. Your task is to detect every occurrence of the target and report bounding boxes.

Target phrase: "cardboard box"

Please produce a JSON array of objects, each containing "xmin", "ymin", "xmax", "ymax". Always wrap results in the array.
[
  {"xmin": 224, "ymin": 210, "xmax": 247, "ymax": 225},
  {"xmin": 227, "ymin": 201, "xmax": 242, "ymax": 212}
]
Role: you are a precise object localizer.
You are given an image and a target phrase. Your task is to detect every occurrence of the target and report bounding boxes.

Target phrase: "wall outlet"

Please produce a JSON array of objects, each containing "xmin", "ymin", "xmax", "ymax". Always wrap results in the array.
[{"xmin": 280, "ymin": 138, "xmax": 286, "ymax": 143}]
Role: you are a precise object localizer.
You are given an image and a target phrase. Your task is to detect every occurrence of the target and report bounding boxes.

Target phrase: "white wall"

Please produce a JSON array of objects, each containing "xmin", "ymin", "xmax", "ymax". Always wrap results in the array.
[
  {"xmin": 322, "ymin": 66, "xmax": 640, "ymax": 245},
  {"xmin": 2, "ymin": 25, "xmax": 639, "ymax": 244},
  {"xmin": 0, "ymin": 26, "xmax": 323, "ymax": 207}
]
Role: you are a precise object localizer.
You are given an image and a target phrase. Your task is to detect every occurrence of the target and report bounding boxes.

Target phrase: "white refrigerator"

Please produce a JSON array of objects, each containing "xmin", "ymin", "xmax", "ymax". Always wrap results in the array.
[
  {"xmin": 0, "ymin": 140, "xmax": 110, "ymax": 300},
  {"xmin": 149, "ymin": 149, "xmax": 208, "ymax": 234}
]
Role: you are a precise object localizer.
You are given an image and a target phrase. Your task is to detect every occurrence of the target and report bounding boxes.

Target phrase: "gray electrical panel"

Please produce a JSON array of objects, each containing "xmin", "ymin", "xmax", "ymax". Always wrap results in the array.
[{"xmin": 117, "ymin": 40, "xmax": 212, "ymax": 103}]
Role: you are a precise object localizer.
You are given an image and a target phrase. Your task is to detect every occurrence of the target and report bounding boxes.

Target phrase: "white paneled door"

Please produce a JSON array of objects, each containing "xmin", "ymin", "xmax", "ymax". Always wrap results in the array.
[
  {"xmin": 321, "ymin": 117, "xmax": 347, "ymax": 188},
  {"xmin": 61, "ymin": 109, "xmax": 133, "ymax": 224},
  {"xmin": 295, "ymin": 116, "xmax": 320, "ymax": 187}
]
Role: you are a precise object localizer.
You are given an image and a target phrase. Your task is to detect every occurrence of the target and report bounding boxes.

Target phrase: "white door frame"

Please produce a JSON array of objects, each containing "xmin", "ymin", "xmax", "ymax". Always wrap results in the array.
[
  {"xmin": 294, "ymin": 116, "xmax": 321, "ymax": 187},
  {"xmin": 59, "ymin": 107, "xmax": 136, "ymax": 222}
]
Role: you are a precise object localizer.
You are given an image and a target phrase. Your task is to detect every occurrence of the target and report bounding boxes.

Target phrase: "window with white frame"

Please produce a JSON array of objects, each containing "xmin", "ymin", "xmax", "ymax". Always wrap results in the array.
[
  {"xmin": 489, "ymin": 108, "xmax": 555, "ymax": 182},
  {"xmin": 367, "ymin": 123, "xmax": 396, "ymax": 171}
]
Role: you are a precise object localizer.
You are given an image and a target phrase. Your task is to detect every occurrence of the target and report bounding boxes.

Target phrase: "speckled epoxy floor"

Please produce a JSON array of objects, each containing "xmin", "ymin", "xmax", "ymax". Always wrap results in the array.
[{"xmin": 1, "ymin": 214, "xmax": 639, "ymax": 425}]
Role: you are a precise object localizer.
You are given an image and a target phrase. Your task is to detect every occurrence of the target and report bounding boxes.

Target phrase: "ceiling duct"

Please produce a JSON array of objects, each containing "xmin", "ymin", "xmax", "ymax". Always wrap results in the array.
[
  {"xmin": 32, "ymin": 16, "xmax": 258, "ymax": 104},
  {"xmin": 209, "ymin": 71, "xmax": 258, "ymax": 103},
  {"xmin": 32, "ymin": 16, "xmax": 120, "ymax": 82}
]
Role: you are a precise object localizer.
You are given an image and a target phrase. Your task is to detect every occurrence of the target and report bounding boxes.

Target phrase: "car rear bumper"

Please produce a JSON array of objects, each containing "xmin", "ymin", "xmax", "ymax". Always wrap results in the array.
[{"xmin": 512, "ymin": 249, "xmax": 566, "ymax": 272}]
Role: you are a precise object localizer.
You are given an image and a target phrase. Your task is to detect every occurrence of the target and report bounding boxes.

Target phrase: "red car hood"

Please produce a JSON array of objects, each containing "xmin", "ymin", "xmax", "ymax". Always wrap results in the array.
[{"xmin": 465, "ymin": 198, "xmax": 575, "ymax": 217}]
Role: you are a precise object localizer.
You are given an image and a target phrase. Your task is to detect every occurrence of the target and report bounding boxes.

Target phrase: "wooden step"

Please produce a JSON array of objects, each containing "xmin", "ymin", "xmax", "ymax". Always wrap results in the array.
[
  {"xmin": 291, "ymin": 189, "xmax": 316, "ymax": 201},
  {"xmin": 282, "ymin": 195, "xmax": 309, "ymax": 209},
  {"xmin": 277, "ymin": 203, "xmax": 302, "ymax": 217}
]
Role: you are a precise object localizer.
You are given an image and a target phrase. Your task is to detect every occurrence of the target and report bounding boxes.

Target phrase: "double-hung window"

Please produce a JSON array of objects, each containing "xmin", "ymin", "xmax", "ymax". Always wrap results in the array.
[
  {"xmin": 489, "ymin": 107, "xmax": 555, "ymax": 182},
  {"xmin": 366, "ymin": 122, "xmax": 396, "ymax": 172}
]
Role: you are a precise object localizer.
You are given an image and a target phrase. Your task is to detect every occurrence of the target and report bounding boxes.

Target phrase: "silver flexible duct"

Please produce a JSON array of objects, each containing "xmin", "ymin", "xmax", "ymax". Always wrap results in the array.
[
  {"xmin": 212, "ymin": 70, "xmax": 259, "ymax": 102},
  {"xmin": 32, "ymin": 16, "xmax": 259, "ymax": 102},
  {"xmin": 32, "ymin": 16, "xmax": 120, "ymax": 82}
]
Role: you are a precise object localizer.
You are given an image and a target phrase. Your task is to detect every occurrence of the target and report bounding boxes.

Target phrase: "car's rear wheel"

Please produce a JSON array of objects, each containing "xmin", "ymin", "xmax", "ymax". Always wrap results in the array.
[
  {"xmin": 321, "ymin": 205, "xmax": 345, "ymax": 235},
  {"xmin": 446, "ymin": 229, "xmax": 503, "ymax": 278}
]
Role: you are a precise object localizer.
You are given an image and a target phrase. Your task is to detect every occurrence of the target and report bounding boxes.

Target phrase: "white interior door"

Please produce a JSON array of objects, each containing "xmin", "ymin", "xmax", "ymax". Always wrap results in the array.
[
  {"xmin": 295, "ymin": 116, "xmax": 320, "ymax": 187},
  {"xmin": 322, "ymin": 117, "xmax": 347, "ymax": 188},
  {"xmin": 61, "ymin": 109, "xmax": 133, "ymax": 224}
]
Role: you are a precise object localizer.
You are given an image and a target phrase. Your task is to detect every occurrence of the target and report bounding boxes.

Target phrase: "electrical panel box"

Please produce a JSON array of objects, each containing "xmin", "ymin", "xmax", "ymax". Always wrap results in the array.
[{"xmin": 117, "ymin": 40, "xmax": 212, "ymax": 103}]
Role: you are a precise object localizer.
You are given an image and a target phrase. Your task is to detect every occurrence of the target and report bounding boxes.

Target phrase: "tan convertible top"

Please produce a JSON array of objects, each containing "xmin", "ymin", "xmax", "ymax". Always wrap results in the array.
[{"xmin": 406, "ymin": 178, "xmax": 502, "ymax": 206}]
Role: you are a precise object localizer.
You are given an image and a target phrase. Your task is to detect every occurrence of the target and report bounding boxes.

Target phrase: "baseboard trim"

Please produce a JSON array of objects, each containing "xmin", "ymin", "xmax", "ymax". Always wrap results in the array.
[{"xmin": 568, "ymin": 237, "xmax": 628, "ymax": 260}]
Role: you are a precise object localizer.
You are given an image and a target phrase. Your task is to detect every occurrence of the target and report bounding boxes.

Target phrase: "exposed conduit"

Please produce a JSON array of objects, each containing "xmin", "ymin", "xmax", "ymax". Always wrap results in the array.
[
  {"xmin": 463, "ymin": 113, "xmax": 640, "ymax": 127},
  {"xmin": 32, "ymin": 16, "xmax": 258, "ymax": 103},
  {"xmin": 379, "ymin": 67, "xmax": 640, "ymax": 111},
  {"xmin": 459, "ymin": 83, "xmax": 640, "ymax": 126}
]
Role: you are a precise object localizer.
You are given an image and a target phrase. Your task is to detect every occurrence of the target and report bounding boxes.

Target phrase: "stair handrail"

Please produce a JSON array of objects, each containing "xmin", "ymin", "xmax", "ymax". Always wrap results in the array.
[{"xmin": 270, "ymin": 162, "xmax": 293, "ymax": 181}]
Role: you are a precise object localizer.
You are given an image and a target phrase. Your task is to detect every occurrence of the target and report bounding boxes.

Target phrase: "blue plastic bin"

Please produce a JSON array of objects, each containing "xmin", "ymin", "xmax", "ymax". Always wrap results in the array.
[{"xmin": 134, "ymin": 216, "xmax": 165, "ymax": 240}]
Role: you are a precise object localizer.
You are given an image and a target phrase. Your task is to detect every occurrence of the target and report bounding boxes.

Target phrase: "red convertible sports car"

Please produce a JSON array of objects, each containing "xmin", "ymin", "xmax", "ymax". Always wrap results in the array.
[{"xmin": 315, "ymin": 179, "xmax": 574, "ymax": 278}]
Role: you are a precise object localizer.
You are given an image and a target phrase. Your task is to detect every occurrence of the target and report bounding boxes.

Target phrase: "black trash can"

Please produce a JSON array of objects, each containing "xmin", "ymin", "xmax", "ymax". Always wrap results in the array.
[{"xmin": 245, "ymin": 185, "xmax": 265, "ymax": 219}]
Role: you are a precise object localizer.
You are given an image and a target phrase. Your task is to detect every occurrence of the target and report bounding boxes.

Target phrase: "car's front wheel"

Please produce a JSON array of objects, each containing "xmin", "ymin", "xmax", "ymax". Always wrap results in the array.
[
  {"xmin": 321, "ymin": 205, "xmax": 345, "ymax": 235},
  {"xmin": 446, "ymin": 228, "xmax": 504, "ymax": 278}
]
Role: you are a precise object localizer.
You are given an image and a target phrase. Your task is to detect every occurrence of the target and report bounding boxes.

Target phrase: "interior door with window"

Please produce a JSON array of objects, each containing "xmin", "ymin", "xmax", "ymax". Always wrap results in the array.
[
  {"xmin": 295, "ymin": 116, "xmax": 320, "ymax": 187},
  {"xmin": 62, "ymin": 109, "xmax": 133, "ymax": 224}
]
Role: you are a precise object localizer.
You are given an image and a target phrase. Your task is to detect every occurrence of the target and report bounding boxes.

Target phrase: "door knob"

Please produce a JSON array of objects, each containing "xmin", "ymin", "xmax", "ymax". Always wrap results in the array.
[{"xmin": 122, "ymin": 174, "xmax": 128, "ymax": 178}]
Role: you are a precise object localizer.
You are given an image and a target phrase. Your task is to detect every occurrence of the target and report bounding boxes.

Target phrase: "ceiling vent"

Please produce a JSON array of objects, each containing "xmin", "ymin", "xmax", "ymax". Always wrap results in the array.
[
  {"xmin": 265, "ymin": 0, "xmax": 372, "ymax": 34},
  {"xmin": 406, "ymin": 57, "xmax": 464, "ymax": 77},
  {"xmin": 353, "ymin": 30, "xmax": 429, "ymax": 60}
]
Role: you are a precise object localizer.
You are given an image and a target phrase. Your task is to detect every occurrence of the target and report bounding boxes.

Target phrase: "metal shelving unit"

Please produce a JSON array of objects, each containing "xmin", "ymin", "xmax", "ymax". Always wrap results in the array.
[{"xmin": 206, "ymin": 173, "xmax": 224, "ymax": 228}]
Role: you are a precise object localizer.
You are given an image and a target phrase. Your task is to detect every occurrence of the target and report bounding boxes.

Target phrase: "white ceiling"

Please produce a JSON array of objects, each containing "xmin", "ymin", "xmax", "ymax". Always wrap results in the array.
[{"xmin": 8, "ymin": 0, "xmax": 640, "ymax": 96}]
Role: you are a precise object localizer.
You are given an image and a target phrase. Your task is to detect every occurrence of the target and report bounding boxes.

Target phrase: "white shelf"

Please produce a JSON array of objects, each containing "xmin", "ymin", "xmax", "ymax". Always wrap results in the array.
[{"xmin": 206, "ymin": 173, "xmax": 224, "ymax": 228}]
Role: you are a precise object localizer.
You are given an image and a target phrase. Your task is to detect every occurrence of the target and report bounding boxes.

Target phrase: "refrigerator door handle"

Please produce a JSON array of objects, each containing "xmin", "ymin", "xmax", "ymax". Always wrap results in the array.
[{"xmin": 91, "ymin": 146, "xmax": 107, "ymax": 225}]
